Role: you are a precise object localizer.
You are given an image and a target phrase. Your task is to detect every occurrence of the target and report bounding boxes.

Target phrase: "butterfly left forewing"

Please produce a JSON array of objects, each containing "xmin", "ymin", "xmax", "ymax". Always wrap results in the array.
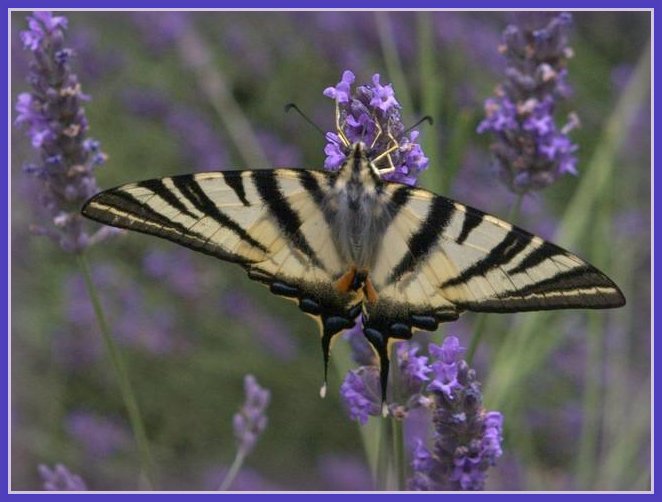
[{"xmin": 83, "ymin": 169, "xmax": 363, "ymax": 385}]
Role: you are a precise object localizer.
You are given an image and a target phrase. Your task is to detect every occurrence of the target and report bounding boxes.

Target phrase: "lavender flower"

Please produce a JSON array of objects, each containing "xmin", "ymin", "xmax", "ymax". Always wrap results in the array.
[
  {"xmin": 233, "ymin": 375, "xmax": 270, "ymax": 456},
  {"xmin": 410, "ymin": 336, "xmax": 503, "ymax": 491},
  {"xmin": 343, "ymin": 318, "xmax": 377, "ymax": 367},
  {"xmin": 14, "ymin": 11, "xmax": 113, "ymax": 253},
  {"xmin": 397, "ymin": 343, "xmax": 432, "ymax": 396},
  {"xmin": 323, "ymin": 70, "xmax": 429, "ymax": 186},
  {"xmin": 339, "ymin": 366, "xmax": 382, "ymax": 425},
  {"xmin": 339, "ymin": 335, "xmax": 503, "ymax": 490},
  {"xmin": 478, "ymin": 12, "xmax": 579, "ymax": 193},
  {"xmin": 38, "ymin": 464, "xmax": 87, "ymax": 491}
]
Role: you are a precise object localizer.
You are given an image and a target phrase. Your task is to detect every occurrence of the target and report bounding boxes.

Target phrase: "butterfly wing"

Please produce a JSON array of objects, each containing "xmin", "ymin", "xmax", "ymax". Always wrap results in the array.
[
  {"xmin": 361, "ymin": 182, "xmax": 625, "ymax": 401},
  {"xmin": 82, "ymin": 169, "xmax": 362, "ymax": 385}
]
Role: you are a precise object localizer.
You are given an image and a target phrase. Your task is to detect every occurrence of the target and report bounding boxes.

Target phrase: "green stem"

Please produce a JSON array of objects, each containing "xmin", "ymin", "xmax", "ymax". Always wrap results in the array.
[
  {"xmin": 77, "ymin": 252, "xmax": 156, "ymax": 489},
  {"xmin": 509, "ymin": 193, "xmax": 525, "ymax": 222},
  {"xmin": 375, "ymin": 12, "xmax": 415, "ymax": 119},
  {"xmin": 465, "ymin": 314, "xmax": 487, "ymax": 365},
  {"xmin": 175, "ymin": 23, "xmax": 270, "ymax": 170},
  {"xmin": 392, "ymin": 417, "xmax": 406, "ymax": 490},
  {"xmin": 415, "ymin": 12, "xmax": 443, "ymax": 193},
  {"xmin": 218, "ymin": 449, "xmax": 247, "ymax": 491},
  {"xmin": 575, "ymin": 314, "xmax": 603, "ymax": 488},
  {"xmin": 376, "ymin": 417, "xmax": 392, "ymax": 491},
  {"xmin": 329, "ymin": 342, "xmax": 381, "ymax": 483},
  {"xmin": 466, "ymin": 193, "xmax": 524, "ymax": 364}
]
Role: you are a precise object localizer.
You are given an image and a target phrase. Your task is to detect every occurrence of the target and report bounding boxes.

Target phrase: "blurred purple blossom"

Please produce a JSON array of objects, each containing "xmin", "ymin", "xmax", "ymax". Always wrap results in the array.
[
  {"xmin": 68, "ymin": 26, "xmax": 124, "ymax": 84},
  {"xmin": 130, "ymin": 11, "xmax": 188, "ymax": 54},
  {"xmin": 221, "ymin": 22, "xmax": 274, "ymax": 78},
  {"xmin": 38, "ymin": 464, "xmax": 87, "ymax": 491},
  {"xmin": 323, "ymin": 70, "xmax": 429, "ymax": 186},
  {"xmin": 66, "ymin": 410, "xmax": 131, "ymax": 459},
  {"xmin": 292, "ymin": 13, "xmax": 404, "ymax": 73},
  {"xmin": 203, "ymin": 464, "xmax": 280, "ymax": 491},
  {"xmin": 435, "ymin": 14, "xmax": 505, "ymax": 75},
  {"xmin": 14, "ymin": 11, "xmax": 115, "ymax": 253},
  {"xmin": 256, "ymin": 130, "xmax": 302, "ymax": 168},
  {"xmin": 233, "ymin": 375, "xmax": 270, "ymax": 457},
  {"xmin": 221, "ymin": 291, "xmax": 298, "ymax": 361},
  {"xmin": 477, "ymin": 12, "xmax": 579, "ymax": 193},
  {"xmin": 316, "ymin": 454, "xmax": 372, "ymax": 491},
  {"xmin": 142, "ymin": 248, "xmax": 205, "ymax": 301},
  {"xmin": 121, "ymin": 88, "xmax": 230, "ymax": 172},
  {"xmin": 57, "ymin": 263, "xmax": 188, "ymax": 365}
]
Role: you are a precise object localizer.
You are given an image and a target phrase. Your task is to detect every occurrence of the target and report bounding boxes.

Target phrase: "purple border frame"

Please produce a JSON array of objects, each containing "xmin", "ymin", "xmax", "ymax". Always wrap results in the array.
[{"xmin": 4, "ymin": 3, "xmax": 656, "ymax": 499}]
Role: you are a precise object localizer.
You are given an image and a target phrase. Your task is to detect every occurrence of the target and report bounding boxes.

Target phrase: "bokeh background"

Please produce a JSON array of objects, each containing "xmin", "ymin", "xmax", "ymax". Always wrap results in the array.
[{"xmin": 11, "ymin": 11, "xmax": 651, "ymax": 491}]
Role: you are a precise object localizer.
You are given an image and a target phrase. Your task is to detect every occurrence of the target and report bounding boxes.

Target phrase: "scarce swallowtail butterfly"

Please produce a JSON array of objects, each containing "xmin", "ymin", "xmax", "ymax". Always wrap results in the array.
[{"xmin": 81, "ymin": 111, "xmax": 625, "ymax": 410}]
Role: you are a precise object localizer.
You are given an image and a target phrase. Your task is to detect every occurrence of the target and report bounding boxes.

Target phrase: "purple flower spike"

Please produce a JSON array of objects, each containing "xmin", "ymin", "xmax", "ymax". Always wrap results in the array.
[
  {"xmin": 14, "ymin": 11, "xmax": 114, "ymax": 253},
  {"xmin": 233, "ymin": 375, "xmax": 271, "ymax": 456},
  {"xmin": 322, "ymin": 70, "xmax": 428, "ymax": 186},
  {"xmin": 397, "ymin": 342, "xmax": 432, "ymax": 393},
  {"xmin": 323, "ymin": 70, "xmax": 355, "ymax": 103},
  {"xmin": 340, "ymin": 366, "xmax": 382, "ymax": 425},
  {"xmin": 38, "ymin": 464, "xmax": 87, "ymax": 491},
  {"xmin": 406, "ymin": 336, "xmax": 504, "ymax": 491},
  {"xmin": 477, "ymin": 12, "xmax": 578, "ymax": 193},
  {"xmin": 323, "ymin": 133, "xmax": 346, "ymax": 171},
  {"xmin": 369, "ymin": 74, "xmax": 399, "ymax": 112}
]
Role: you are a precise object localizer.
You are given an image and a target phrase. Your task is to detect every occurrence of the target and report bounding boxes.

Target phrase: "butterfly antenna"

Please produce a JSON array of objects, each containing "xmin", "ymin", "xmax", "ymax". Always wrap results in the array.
[
  {"xmin": 284, "ymin": 103, "xmax": 326, "ymax": 137},
  {"xmin": 403, "ymin": 115, "xmax": 434, "ymax": 135}
]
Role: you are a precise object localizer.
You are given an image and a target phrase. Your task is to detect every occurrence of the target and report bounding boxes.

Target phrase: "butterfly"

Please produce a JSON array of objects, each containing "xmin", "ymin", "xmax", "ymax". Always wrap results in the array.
[{"xmin": 81, "ymin": 140, "xmax": 625, "ymax": 408}]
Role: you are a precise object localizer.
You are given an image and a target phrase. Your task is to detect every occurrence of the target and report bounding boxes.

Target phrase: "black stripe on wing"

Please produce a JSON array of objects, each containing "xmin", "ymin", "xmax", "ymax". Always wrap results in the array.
[
  {"xmin": 506, "ymin": 240, "xmax": 567, "ymax": 276},
  {"xmin": 442, "ymin": 228, "xmax": 533, "ymax": 288},
  {"xmin": 388, "ymin": 195, "xmax": 454, "ymax": 283},
  {"xmin": 456, "ymin": 267, "xmax": 626, "ymax": 312},
  {"xmin": 85, "ymin": 189, "xmax": 193, "ymax": 236},
  {"xmin": 82, "ymin": 188, "xmax": 249, "ymax": 263},
  {"xmin": 456, "ymin": 206, "xmax": 484, "ymax": 245},
  {"xmin": 253, "ymin": 170, "xmax": 325, "ymax": 270},
  {"xmin": 221, "ymin": 171, "xmax": 251, "ymax": 207},
  {"xmin": 137, "ymin": 179, "xmax": 198, "ymax": 219},
  {"xmin": 388, "ymin": 185, "xmax": 413, "ymax": 218},
  {"xmin": 297, "ymin": 170, "xmax": 337, "ymax": 227},
  {"xmin": 171, "ymin": 175, "xmax": 268, "ymax": 253}
]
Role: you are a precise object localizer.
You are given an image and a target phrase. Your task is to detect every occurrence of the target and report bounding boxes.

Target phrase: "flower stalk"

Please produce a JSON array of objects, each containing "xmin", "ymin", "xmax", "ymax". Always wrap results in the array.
[
  {"xmin": 78, "ymin": 253, "xmax": 156, "ymax": 489},
  {"xmin": 219, "ymin": 375, "xmax": 270, "ymax": 491},
  {"xmin": 15, "ymin": 11, "xmax": 155, "ymax": 488}
]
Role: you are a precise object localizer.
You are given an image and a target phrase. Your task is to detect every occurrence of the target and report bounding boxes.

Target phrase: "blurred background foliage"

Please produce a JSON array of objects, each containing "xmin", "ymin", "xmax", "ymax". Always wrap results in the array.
[{"xmin": 11, "ymin": 11, "xmax": 650, "ymax": 491}]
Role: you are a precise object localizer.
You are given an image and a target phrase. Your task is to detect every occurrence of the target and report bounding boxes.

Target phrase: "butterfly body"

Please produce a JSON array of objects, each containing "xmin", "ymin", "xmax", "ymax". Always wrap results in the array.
[
  {"xmin": 82, "ymin": 141, "xmax": 625, "ymax": 405},
  {"xmin": 325, "ymin": 142, "xmax": 393, "ymax": 272}
]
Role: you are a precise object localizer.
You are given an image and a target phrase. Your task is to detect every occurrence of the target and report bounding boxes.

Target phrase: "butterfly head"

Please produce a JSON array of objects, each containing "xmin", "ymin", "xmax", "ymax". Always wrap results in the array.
[{"xmin": 337, "ymin": 141, "xmax": 401, "ymax": 183}]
